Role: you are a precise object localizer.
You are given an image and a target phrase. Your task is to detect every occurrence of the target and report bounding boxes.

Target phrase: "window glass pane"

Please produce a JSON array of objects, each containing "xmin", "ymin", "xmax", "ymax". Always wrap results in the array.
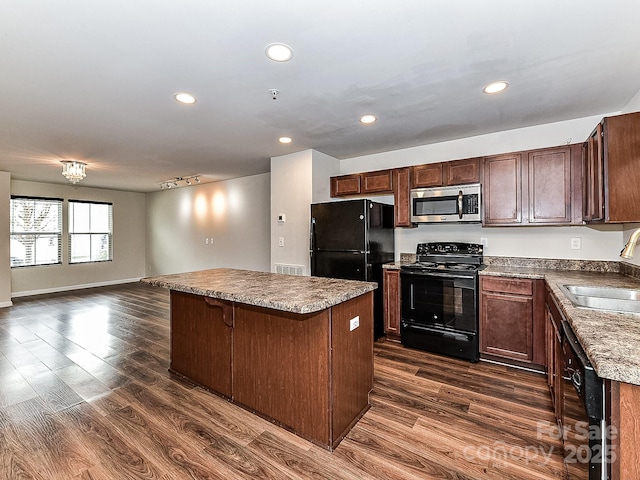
[
  {"xmin": 91, "ymin": 234, "xmax": 110, "ymax": 261},
  {"xmin": 68, "ymin": 201, "xmax": 112, "ymax": 263},
  {"xmin": 71, "ymin": 203, "xmax": 91, "ymax": 233},
  {"xmin": 70, "ymin": 234, "xmax": 91, "ymax": 263},
  {"xmin": 35, "ymin": 234, "xmax": 60, "ymax": 265},
  {"xmin": 10, "ymin": 197, "xmax": 62, "ymax": 267},
  {"xmin": 91, "ymin": 204, "xmax": 110, "ymax": 232}
]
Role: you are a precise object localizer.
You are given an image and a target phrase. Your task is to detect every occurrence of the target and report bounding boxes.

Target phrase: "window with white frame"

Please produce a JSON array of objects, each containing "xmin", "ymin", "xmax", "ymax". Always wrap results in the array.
[
  {"xmin": 10, "ymin": 196, "xmax": 63, "ymax": 267},
  {"xmin": 69, "ymin": 200, "xmax": 113, "ymax": 263}
]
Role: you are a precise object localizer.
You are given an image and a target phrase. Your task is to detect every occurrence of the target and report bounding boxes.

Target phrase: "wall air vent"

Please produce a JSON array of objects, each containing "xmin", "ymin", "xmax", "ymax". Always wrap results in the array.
[{"xmin": 275, "ymin": 264, "xmax": 305, "ymax": 276}]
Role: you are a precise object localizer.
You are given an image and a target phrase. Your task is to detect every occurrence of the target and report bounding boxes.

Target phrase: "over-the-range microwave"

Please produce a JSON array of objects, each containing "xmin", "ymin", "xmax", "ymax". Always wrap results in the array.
[{"xmin": 411, "ymin": 183, "xmax": 481, "ymax": 223}]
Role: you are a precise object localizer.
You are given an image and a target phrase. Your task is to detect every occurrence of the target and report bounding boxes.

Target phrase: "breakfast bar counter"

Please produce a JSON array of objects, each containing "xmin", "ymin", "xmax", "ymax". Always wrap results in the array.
[{"xmin": 141, "ymin": 268, "xmax": 376, "ymax": 450}]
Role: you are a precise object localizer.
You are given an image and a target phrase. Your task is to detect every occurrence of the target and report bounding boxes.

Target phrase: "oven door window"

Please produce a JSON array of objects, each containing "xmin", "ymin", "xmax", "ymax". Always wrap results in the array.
[{"xmin": 401, "ymin": 274, "xmax": 477, "ymax": 332}]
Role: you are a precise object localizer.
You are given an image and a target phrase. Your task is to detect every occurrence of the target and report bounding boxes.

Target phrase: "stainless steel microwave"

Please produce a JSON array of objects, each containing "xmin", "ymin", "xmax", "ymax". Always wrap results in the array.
[{"xmin": 411, "ymin": 183, "xmax": 481, "ymax": 223}]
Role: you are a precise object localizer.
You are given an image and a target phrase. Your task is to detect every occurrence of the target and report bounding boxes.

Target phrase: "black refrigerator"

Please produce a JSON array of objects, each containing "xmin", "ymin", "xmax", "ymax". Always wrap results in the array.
[{"xmin": 310, "ymin": 199, "xmax": 395, "ymax": 339}]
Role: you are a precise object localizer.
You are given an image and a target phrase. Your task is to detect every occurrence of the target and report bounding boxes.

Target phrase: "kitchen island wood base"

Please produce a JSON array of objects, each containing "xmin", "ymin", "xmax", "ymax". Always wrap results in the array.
[{"xmin": 169, "ymin": 289, "xmax": 374, "ymax": 450}]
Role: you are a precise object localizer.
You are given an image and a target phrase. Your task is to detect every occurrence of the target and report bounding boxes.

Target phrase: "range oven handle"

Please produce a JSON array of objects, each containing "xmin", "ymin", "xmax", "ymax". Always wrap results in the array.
[
  {"xmin": 458, "ymin": 190, "xmax": 464, "ymax": 219},
  {"xmin": 401, "ymin": 270, "xmax": 475, "ymax": 280}
]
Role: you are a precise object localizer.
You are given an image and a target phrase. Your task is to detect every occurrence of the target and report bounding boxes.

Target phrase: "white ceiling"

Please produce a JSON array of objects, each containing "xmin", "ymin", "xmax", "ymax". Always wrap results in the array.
[{"xmin": 1, "ymin": 0, "xmax": 639, "ymax": 192}]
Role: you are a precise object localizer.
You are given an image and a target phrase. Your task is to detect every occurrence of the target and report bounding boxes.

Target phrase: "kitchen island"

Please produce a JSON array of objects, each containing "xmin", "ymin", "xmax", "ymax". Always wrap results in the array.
[{"xmin": 141, "ymin": 268, "xmax": 376, "ymax": 450}]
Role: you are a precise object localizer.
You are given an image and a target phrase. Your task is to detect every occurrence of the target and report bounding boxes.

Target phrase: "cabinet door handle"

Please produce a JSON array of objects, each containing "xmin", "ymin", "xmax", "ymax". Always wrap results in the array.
[{"xmin": 458, "ymin": 190, "xmax": 463, "ymax": 219}]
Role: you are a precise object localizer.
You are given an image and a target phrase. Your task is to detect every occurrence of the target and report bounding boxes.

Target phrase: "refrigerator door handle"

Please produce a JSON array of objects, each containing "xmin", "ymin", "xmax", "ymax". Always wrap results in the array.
[{"xmin": 309, "ymin": 218, "xmax": 316, "ymax": 273}]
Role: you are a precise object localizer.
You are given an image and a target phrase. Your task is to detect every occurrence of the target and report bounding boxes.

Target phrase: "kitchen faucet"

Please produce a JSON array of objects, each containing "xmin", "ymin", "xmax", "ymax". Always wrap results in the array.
[{"xmin": 620, "ymin": 228, "xmax": 640, "ymax": 258}]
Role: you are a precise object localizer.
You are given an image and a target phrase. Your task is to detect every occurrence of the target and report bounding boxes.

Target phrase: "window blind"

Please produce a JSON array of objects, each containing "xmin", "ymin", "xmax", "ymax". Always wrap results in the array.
[{"xmin": 10, "ymin": 196, "xmax": 63, "ymax": 267}]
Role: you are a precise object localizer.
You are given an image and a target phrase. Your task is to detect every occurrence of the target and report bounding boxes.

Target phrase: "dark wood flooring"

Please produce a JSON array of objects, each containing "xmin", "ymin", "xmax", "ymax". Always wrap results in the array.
[{"xmin": 0, "ymin": 283, "xmax": 568, "ymax": 479}]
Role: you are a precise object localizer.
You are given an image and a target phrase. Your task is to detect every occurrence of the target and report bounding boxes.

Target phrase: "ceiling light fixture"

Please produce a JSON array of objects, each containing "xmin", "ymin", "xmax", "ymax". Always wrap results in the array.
[
  {"xmin": 174, "ymin": 92, "xmax": 197, "ymax": 104},
  {"xmin": 61, "ymin": 160, "xmax": 87, "ymax": 184},
  {"xmin": 158, "ymin": 175, "xmax": 202, "ymax": 190},
  {"xmin": 265, "ymin": 43, "xmax": 294, "ymax": 62},
  {"xmin": 360, "ymin": 115, "xmax": 377, "ymax": 124},
  {"xmin": 279, "ymin": 136, "xmax": 292, "ymax": 144},
  {"xmin": 482, "ymin": 81, "xmax": 509, "ymax": 94}
]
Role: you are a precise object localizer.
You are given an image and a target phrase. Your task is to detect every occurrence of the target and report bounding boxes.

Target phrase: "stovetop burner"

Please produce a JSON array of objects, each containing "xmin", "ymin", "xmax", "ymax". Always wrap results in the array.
[
  {"xmin": 403, "ymin": 261, "xmax": 480, "ymax": 272},
  {"xmin": 401, "ymin": 242, "xmax": 484, "ymax": 274}
]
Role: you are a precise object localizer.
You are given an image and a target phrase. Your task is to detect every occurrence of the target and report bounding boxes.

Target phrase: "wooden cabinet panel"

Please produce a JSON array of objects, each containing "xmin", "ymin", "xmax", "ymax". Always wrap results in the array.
[
  {"xmin": 445, "ymin": 157, "xmax": 481, "ymax": 185},
  {"xmin": 330, "ymin": 293, "xmax": 374, "ymax": 445},
  {"xmin": 361, "ymin": 169, "xmax": 393, "ymax": 194},
  {"xmin": 483, "ymin": 153, "xmax": 523, "ymax": 225},
  {"xmin": 233, "ymin": 304, "xmax": 332, "ymax": 445},
  {"xmin": 481, "ymin": 291, "xmax": 533, "ymax": 362},
  {"xmin": 583, "ymin": 123, "xmax": 605, "ymax": 222},
  {"xmin": 482, "ymin": 276, "xmax": 533, "ymax": 296},
  {"xmin": 528, "ymin": 147, "xmax": 572, "ymax": 224},
  {"xmin": 170, "ymin": 291, "xmax": 233, "ymax": 398},
  {"xmin": 393, "ymin": 167, "xmax": 413, "ymax": 228},
  {"xmin": 483, "ymin": 145, "xmax": 582, "ymax": 226},
  {"xmin": 412, "ymin": 157, "xmax": 480, "ymax": 188},
  {"xmin": 545, "ymin": 291, "xmax": 564, "ymax": 422},
  {"xmin": 584, "ymin": 112, "xmax": 640, "ymax": 223},
  {"xmin": 331, "ymin": 174, "xmax": 361, "ymax": 197},
  {"xmin": 383, "ymin": 268, "xmax": 400, "ymax": 339},
  {"xmin": 411, "ymin": 163, "xmax": 443, "ymax": 188},
  {"xmin": 480, "ymin": 276, "xmax": 545, "ymax": 365}
]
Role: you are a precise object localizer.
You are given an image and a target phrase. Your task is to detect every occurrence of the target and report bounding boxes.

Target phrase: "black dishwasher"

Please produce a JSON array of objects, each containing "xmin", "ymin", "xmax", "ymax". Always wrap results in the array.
[{"xmin": 561, "ymin": 320, "xmax": 609, "ymax": 479}]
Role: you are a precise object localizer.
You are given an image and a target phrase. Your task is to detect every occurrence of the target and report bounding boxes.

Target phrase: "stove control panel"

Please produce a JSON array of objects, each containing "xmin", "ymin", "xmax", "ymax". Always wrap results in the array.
[{"xmin": 416, "ymin": 242, "xmax": 483, "ymax": 255}]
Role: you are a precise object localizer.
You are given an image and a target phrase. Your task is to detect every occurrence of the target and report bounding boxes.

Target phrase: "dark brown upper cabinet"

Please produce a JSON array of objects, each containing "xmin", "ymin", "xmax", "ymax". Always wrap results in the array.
[
  {"xmin": 330, "ymin": 173, "xmax": 361, "ymax": 197},
  {"xmin": 583, "ymin": 112, "xmax": 640, "ymax": 223},
  {"xmin": 330, "ymin": 169, "xmax": 393, "ymax": 197},
  {"xmin": 483, "ymin": 145, "xmax": 582, "ymax": 226},
  {"xmin": 392, "ymin": 167, "xmax": 414, "ymax": 228},
  {"xmin": 411, "ymin": 157, "xmax": 480, "ymax": 188}
]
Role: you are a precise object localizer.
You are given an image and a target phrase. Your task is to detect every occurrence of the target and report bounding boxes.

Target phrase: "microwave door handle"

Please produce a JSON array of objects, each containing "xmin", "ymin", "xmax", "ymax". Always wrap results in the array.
[{"xmin": 458, "ymin": 190, "xmax": 463, "ymax": 219}]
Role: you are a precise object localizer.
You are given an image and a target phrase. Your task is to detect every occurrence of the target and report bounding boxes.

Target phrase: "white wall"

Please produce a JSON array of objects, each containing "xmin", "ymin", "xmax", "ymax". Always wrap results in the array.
[
  {"xmin": 622, "ymin": 89, "xmax": 640, "ymax": 113},
  {"xmin": 0, "ymin": 172, "xmax": 11, "ymax": 306},
  {"xmin": 270, "ymin": 149, "xmax": 340, "ymax": 274},
  {"xmin": 10, "ymin": 180, "xmax": 146, "ymax": 296},
  {"xmin": 340, "ymin": 113, "xmax": 629, "ymax": 261},
  {"xmin": 145, "ymin": 173, "xmax": 271, "ymax": 276}
]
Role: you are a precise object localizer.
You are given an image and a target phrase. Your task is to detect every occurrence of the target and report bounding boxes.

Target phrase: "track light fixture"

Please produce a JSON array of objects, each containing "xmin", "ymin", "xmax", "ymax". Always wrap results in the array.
[{"xmin": 158, "ymin": 175, "xmax": 202, "ymax": 190}]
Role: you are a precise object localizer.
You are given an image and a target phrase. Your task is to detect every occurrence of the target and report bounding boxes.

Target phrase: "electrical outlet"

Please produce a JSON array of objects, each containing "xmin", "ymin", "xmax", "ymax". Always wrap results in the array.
[
  {"xmin": 570, "ymin": 237, "xmax": 582, "ymax": 250},
  {"xmin": 480, "ymin": 237, "xmax": 488, "ymax": 247},
  {"xmin": 205, "ymin": 237, "xmax": 209, "ymax": 245},
  {"xmin": 278, "ymin": 237, "xmax": 285, "ymax": 247},
  {"xmin": 349, "ymin": 316, "xmax": 360, "ymax": 331}
]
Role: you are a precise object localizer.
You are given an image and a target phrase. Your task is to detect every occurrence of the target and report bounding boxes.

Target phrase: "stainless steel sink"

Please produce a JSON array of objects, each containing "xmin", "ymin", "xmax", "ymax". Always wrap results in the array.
[{"xmin": 559, "ymin": 284, "xmax": 640, "ymax": 314}]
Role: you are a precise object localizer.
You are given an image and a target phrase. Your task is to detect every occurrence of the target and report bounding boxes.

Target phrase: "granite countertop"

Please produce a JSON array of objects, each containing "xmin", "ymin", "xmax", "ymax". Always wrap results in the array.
[
  {"xmin": 481, "ymin": 265, "xmax": 640, "ymax": 386},
  {"xmin": 141, "ymin": 268, "xmax": 377, "ymax": 315}
]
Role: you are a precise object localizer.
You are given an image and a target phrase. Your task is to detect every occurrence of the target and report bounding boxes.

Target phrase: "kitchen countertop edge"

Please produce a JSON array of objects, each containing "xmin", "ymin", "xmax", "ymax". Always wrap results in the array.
[{"xmin": 141, "ymin": 268, "xmax": 377, "ymax": 315}]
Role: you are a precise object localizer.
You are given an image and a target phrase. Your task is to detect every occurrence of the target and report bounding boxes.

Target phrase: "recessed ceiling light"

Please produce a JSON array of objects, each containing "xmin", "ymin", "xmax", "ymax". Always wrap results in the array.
[
  {"xmin": 265, "ymin": 43, "xmax": 294, "ymax": 62},
  {"xmin": 482, "ymin": 81, "xmax": 509, "ymax": 94},
  {"xmin": 360, "ymin": 115, "xmax": 377, "ymax": 124},
  {"xmin": 279, "ymin": 136, "xmax": 292, "ymax": 144},
  {"xmin": 174, "ymin": 92, "xmax": 197, "ymax": 104}
]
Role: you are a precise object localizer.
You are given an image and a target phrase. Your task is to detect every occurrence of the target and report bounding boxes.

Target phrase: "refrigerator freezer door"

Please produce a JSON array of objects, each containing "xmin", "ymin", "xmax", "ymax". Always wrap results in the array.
[{"xmin": 311, "ymin": 200, "xmax": 367, "ymax": 252}]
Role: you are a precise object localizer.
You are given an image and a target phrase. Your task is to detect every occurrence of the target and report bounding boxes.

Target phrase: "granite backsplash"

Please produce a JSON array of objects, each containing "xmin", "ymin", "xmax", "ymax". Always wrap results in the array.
[{"xmin": 398, "ymin": 252, "xmax": 640, "ymax": 281}]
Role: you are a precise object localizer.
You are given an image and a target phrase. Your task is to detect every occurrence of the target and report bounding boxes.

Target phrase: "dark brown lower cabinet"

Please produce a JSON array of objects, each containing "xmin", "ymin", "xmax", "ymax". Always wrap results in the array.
[
  {"xmin": 479, "ymin": 276, "xmax": 545, "ymax": 366},
  {"xmin": 169, "ymin": 290, "xmax": 374, "ymax": 450},
  {"xmin": 545, "ymin": 291, "xmax": 563, "ymax": 422},
  {"xmin": 382, "ymin": 268, "xmax": 400, "ymax": 340},
  {"xmin": 170, "ymin": 291, "xmax": 233, "ymax": 397}
]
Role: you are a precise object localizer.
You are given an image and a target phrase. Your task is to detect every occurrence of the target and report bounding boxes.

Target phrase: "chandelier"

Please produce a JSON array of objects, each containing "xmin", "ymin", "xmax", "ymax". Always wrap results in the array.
[{"xmin": 61, "ymin": 160, "xmax": 87, "ymax": 184}]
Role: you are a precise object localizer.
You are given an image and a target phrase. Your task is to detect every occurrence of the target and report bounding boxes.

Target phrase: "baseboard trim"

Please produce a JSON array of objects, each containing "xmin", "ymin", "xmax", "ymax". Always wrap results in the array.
[
  {"xmin": 0, "ymin": 300, "xmax": 13, "ymax": 308},
  {"xmin": 11, "ymin": 277, "xmax": 143, "ymax": 299}
]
